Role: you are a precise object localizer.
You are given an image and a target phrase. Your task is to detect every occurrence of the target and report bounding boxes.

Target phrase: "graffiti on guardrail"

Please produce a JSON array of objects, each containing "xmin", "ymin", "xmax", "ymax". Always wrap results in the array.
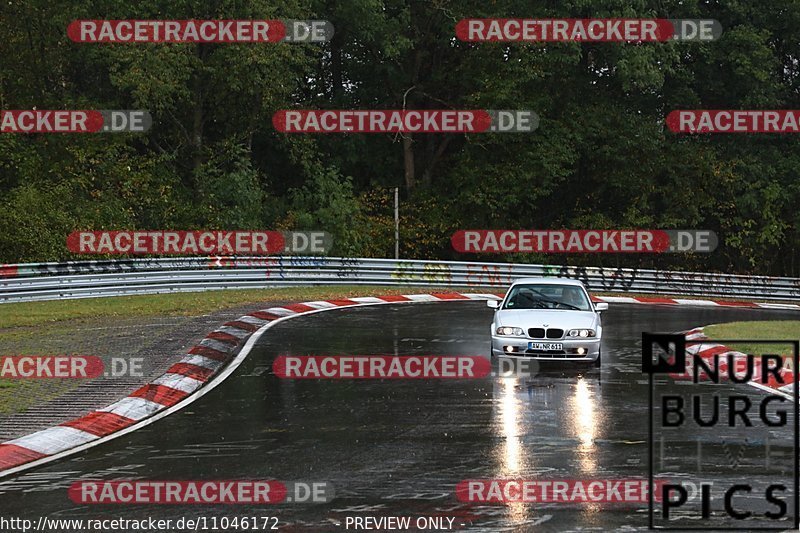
[
  {"xmin": 1, "ymin": 264, "xmax": 26, "ymax": 277},
  {"xmin": 465, "ymin": 264, "xmax": 513, "ymax": 286},
  {"xmin": 542, "ymin": 265, "xmax": 559, "ymax": 277},
  {"xmin": 543, "ymin": 265, "xmax": 638, "ymax": 292},
  {"xmin": 336, "ymin": 257, "xmax": 360, "ymax": 278},
  {"xmin": 2, "ymin": 258, "xmax": 210, "ymax": 278},
  {"xmin": 208, "ymin": 256, "xmax": 286, "ymax": 279},
  {"xmin": 285, "ymin": 256, "xmax": 330, "ymax": 267},
  {"xmin": 392, "ymin": 262, "xmax": 452, "ymax": 283},
  {"xmin": 209, "ymin": 257, "xmax": 281, "ymax": 268},
  {"xmin": 654, "ymin": 270, "xmax": 800, "ymax": 297},
  {"xmin": 597, "ymin": 267, "xmax": 638, "ymax": 291},
  {"xmin": 545, "ymin": 265, "xmax": 592, "ymax": 287}
]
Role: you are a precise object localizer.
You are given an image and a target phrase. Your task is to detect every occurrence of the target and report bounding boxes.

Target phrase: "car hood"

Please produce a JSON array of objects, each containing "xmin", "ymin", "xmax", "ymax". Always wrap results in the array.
[{"xmin": 494, "ymin": 309, "xmax": 598, "ymax": 329}]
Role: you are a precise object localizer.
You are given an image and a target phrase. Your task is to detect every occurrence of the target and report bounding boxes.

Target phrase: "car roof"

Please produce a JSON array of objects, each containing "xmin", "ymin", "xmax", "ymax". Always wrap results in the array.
[{"xmin": 510, "ymin": 277, "xmax": 586, "ymax": 287}]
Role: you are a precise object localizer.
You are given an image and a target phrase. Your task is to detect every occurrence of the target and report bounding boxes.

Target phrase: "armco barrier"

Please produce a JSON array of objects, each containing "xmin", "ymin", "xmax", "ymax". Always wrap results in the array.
[{"xmin": 1, "ymin": 257, "xmax": 800, "ymax": 303}]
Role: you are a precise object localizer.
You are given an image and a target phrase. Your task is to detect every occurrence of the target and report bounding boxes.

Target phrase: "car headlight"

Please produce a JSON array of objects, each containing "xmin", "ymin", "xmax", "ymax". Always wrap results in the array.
[
  {"xmin": 567, "ymin": 329, "xmax": 596, "ymax": 338},
  {"xmin": 496, "ymin": 326, "xmax": 524, "ymax": 336}
]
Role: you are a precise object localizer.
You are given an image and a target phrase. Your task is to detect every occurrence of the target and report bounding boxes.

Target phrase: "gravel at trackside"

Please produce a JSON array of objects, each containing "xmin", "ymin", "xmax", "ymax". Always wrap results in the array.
[{"xmin": 0, "ymin": 301, "xmax": 294, "ymax": 441}]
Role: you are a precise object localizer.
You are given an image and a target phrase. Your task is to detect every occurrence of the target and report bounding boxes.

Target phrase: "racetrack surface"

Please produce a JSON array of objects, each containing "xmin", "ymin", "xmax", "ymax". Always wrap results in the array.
[{"xmin": 0, "ymin": 302, "xmax": 797, "ymax": 531}]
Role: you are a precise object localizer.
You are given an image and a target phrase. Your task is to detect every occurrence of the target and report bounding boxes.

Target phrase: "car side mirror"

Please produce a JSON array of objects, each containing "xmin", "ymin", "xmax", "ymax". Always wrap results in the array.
[
  {"xmin": 486, "ymin": 300, "xmax": 499, "ymax": 309},
  {"xmin": 594, "ymin": 302, "xmax": 609, "ymax": 312}
]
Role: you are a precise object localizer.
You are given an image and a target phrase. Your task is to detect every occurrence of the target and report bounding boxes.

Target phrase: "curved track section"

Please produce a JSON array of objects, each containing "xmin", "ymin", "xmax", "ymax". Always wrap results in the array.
[
  {"xmin": 0, "ymin": 292, "xmax": 496, "ymax": 479},
  {"xmin": 0, "ymin": 301, "xmax": 796, "ymax": 531}
]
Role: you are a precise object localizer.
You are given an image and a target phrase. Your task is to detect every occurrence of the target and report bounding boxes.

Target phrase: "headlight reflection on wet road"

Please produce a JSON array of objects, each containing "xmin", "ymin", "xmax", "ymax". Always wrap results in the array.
[{"xmin": 496, "ymin": 377, "xmax": 531, "ymax": 523}]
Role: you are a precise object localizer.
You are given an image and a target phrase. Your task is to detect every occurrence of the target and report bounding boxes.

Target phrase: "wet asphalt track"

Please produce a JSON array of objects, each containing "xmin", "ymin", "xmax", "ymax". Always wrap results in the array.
[{"xmin": 1, "ymin": 302, "xmax": 799, "ymax": 532}]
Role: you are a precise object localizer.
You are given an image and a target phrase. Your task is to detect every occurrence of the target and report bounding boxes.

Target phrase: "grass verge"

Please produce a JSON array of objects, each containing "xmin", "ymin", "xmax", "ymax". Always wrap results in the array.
[
  {"xmin": 702, "ymin": 321, "xmax": 800, "ymax": 357},
  {"xmin": 0, "ymin": 286, "xmax": 413, "ymax": 409},
  {"xmin": 0, "ymin": 286, "xmax": 417, "ymax": 329}
]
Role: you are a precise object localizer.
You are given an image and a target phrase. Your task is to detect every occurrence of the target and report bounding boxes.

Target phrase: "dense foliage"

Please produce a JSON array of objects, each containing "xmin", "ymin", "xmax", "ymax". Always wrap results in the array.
[{"xmin": 1, "ymin": 0, "xmax": 799, "ymax": 275}]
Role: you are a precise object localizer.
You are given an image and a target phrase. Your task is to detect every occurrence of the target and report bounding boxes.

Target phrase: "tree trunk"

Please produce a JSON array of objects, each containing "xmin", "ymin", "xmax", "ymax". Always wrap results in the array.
[
  {"xmin": 191, "ymin": 44, "xmax": 206, "ymax": 172},
  {"xmin": 421, "ymin": 134, "xmax": 453, "ymax": 186},
  {"xmin": 403, "ymin": 134, "xmax": 415, "ymax": 190},
  {"xmin": 330, "ymin": 38, "xmax": 343, "ymax": 99}
]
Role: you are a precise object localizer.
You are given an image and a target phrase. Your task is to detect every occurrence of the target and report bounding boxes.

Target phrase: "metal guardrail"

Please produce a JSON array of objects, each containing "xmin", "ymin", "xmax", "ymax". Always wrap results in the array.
[{"xmin": 1, "ymin": 256, "xmax": 799, "ymax": 303}]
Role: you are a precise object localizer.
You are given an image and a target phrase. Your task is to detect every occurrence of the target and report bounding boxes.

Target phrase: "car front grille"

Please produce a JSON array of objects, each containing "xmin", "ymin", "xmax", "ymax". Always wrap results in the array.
[{"xmin": 528, "ymin": 328, "xmax": 564, "ymax": 339}]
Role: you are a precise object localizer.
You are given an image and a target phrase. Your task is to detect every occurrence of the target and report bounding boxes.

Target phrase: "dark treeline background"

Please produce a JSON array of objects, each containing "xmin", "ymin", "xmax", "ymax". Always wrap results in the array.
[{"xmin": 1, "ymin": 0, "xmax": 799, "ymax": 275}]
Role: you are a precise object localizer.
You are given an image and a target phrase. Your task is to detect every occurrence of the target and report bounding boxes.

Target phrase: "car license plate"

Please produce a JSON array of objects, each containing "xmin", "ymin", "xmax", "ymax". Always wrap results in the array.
[{"xmin": 529, "ymin": 342, "xmax": 563, "ymax": 351}]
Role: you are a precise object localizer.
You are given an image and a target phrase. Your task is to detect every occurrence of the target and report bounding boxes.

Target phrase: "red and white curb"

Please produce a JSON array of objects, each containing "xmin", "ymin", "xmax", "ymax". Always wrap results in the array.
[
  {"xmin": 674, "ymin": 327, "xmax": 795, "ymax": 400},
  {"xmin": 0, "ymin": 292, "xmax": 499, "ymax": 479},
  {"xmin": 595, "ymin": 295, "xmax": 800, "ymax": 310}
]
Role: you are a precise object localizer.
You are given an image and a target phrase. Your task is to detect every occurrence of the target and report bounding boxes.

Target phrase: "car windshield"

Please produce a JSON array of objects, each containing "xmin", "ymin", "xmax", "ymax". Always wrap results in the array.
[{"xmin": 502, "ymin": 284, "xmax": 592, "ymax": 311}]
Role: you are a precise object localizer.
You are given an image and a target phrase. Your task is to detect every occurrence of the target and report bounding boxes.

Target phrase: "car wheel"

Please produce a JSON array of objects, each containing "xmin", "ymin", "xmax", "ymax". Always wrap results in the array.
[{"xmin": 593, "ymin": 347, "xmax": 602, "ymax": 367}]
